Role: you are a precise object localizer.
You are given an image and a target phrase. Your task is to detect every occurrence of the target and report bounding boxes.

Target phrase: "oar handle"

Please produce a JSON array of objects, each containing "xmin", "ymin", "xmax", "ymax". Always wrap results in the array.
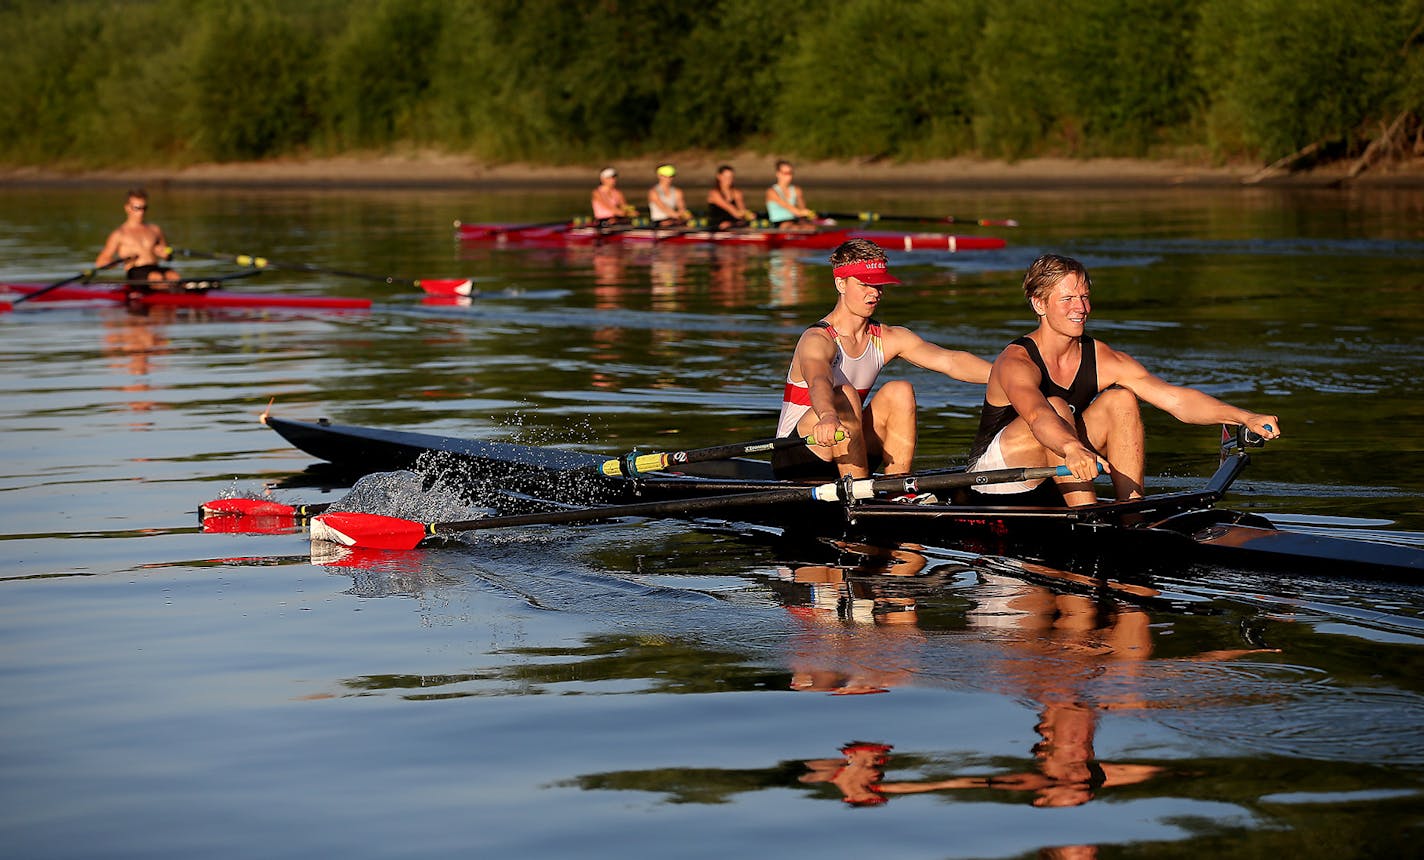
[{"xmin": 600, "ymin": 431, "xmax": 845, "ymax": 477}]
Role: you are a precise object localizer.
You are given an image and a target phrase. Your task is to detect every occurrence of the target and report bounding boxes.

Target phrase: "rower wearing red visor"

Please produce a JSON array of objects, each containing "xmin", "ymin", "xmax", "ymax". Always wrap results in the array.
[{"xmin": 772, "ymin": 238, "xmax": 991, "ymax": 499}]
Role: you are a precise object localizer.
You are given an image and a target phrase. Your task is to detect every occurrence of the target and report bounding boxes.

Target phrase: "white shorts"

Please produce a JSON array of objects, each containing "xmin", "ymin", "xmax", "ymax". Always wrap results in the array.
[{"xmin": 968, "ymin": 428, "xmax": 1048, "ymax": 495}]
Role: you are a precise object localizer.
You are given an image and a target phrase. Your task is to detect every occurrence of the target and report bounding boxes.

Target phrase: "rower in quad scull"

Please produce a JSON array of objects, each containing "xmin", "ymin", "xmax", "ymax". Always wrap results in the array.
[{"xmin": 591, "ymin": 167, "xmax": 639, "ymax": 226}]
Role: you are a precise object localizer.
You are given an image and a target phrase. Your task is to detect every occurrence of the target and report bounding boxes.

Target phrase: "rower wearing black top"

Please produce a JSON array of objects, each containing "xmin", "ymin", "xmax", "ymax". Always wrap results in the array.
[
  {"xmin": 707, "ymin": 165, "xmax": 754, "ymax": 229},
  {"xmin": 968, "ymin": 253, "xmax": 1281, "ymax": 507}
]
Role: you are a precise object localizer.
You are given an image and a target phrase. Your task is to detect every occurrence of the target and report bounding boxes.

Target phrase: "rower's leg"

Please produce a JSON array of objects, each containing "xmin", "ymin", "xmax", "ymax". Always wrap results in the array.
[
  {"xmin": 864, "ymin": 380, "xmax": 917, "ymax": 475},
  {"xmin": 1082, "ymin": 386, "xmax": 1144, "ymax": 501},
  {"xmin": 795, "ymin": 383, "xmax": 871, "ymax": 478}
]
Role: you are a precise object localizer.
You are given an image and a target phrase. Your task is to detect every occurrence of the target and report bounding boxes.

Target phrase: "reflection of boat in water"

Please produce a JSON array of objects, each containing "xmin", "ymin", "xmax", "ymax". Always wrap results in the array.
[
  {"xmin": 455, "ymin": 220, "xmax": 1007, "ymax": 253},
  {"xmin": 3, "ymin": 280, "xmax": 371, "ymax": 310},
  {"xmin": 260, "ymin": 413, "xmax": 1424, "ymax": 580}
]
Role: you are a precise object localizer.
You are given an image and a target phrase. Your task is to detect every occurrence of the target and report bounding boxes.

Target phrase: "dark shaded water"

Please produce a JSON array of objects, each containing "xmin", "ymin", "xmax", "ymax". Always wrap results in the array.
[{"xmin": 2, "ymin": 184, "xmax": 1423, "ymax": 858}]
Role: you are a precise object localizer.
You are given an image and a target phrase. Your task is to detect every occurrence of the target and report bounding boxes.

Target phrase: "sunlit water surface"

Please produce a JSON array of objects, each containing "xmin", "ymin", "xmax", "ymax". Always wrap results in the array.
[{"xmin": 2, "ymin": 184, "xmax": 1422, "ymax": 858}]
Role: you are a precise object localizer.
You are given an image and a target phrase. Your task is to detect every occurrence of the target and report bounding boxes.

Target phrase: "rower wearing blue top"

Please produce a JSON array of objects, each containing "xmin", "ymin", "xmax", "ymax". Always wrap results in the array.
[
  {"xmin": 766, "ymin": 160, "xmax": 815, "ymax": 227},
  {"xmin": 773, "ymin": 238, "xmax": 991, "ymax": 496},
  {"xmin": 968, "ymin": 253, "xmax": 1281, "ymax": 506}
]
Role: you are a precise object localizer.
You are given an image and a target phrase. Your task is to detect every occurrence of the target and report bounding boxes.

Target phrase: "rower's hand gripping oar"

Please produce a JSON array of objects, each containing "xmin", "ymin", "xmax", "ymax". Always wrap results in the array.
[
  {"xmin": 308, "ymin": 464, "xmax": 1082, "ymax": 551},
  {"xmin": 817, "ymin": 211, "xmax": 1020, "ymax": 228},
  {"xmin": 601, "ymin": 431, "xmax": 844, "ymax": 477},
  {"xmin": 2, "ymin": 257, "xmax": 131, "ymax": 311},
  {"xmin": 171, "ymin": 247, "xmax": 474, "ymax": 297}
]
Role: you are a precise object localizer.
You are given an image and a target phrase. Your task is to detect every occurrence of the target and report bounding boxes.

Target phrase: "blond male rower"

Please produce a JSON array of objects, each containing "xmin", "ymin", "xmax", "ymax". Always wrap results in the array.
[
  {"xmin": 773, "ymin": 239, "xmax": 991, "ymax": 496},
  {"xmin": 967, "ymin": 253, "xmax": 1280, "ymax": 506},
  {"xmin": 96, "ymin": 189, "xmax": 180, "ymax": 287}
]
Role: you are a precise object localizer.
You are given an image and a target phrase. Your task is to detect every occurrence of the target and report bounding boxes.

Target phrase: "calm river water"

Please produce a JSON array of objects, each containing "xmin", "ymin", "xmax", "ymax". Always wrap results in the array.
[{"xmin": 2, "ymin": 182, "xmax": 1422, "ymax": 858}]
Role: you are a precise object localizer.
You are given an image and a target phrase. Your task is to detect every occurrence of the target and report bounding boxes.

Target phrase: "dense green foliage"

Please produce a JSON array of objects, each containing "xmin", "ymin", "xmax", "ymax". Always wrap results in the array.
[{"xmin": 1, "ymin": 0, "xmax": 1418, "ymax": 167}]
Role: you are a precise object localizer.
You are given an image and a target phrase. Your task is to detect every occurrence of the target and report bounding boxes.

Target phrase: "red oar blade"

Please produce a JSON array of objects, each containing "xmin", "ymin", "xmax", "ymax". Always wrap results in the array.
[
  {"xmin": 201, "ymin": 515, "xmax": 305, "ymax": 535},
  {"xmin": 310, "ymin": 512, "xmax": 428, "ymax": 550},
  {"xmin": 201, "ymin": 498, "xmax": 300, "ymax": 517},
  {"xmin": 416, "ymin": 278, "xmax": 474, "ymax": 297}
]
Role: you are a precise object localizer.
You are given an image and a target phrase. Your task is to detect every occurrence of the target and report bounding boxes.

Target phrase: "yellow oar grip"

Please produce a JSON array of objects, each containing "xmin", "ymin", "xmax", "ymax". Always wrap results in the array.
[{"xmin": 600, "ymin": 452, "xmax": 669, "ymax": 477}]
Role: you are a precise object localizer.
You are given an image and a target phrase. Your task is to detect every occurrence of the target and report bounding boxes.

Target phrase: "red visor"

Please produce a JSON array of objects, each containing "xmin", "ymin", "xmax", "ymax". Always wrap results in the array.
[{"xmin": 832, "ymin": 259, "xmax": 900, "ymax": 285}]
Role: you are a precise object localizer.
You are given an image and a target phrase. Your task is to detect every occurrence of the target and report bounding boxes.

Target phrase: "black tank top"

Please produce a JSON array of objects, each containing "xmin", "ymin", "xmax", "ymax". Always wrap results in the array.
[{"xmin": 969, "ymin": 335, "xmax": 1098, "ymax": 461}]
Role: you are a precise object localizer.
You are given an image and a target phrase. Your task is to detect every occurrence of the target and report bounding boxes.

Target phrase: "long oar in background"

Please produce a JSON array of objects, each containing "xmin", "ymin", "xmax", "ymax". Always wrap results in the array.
[
  {"xmin": 309, "ymin": 464, "xmax": 1080, "ymax": 550},
  {"xmin": 818, "ymin": 211, "xmax": 1019, "ymax": 228},
  {"xmin": 1, "ymin": 257, "xmax": 130, "ymax": 312},
  {"xmin": 172, "ymin": 248, "xmax": 476, "ymax": 297}
]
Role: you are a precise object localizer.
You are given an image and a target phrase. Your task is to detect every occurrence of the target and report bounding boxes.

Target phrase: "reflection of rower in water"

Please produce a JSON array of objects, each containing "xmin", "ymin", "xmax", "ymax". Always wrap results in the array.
[
  {"xmin": 785, "ymin": 550, "xmax": 1274, "ymax": 809},
  {"xmin": 780, "ymin": 543, "xmax": 927, "ymax": 695},
  {"xmin": 96, "ymin": 188, "xmax": 181, "ymax": 289},
  {"xmin": 957, "ymin": 558, "xmax": 1278, "ymax": 807}
]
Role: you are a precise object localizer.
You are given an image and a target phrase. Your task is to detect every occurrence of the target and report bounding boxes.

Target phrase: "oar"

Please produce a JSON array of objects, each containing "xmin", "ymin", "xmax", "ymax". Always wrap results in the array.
[
  {"xmin": 455, "ymin": 217, "xmax": 589, "ymax": 238},
  {"xmin": 171, "ymin": 248, "xmax": 473, "ymax": 296},
  {"xmin": 600, "ymin": 431, "xmax": 844, "ymax": 477},
  {"xmin": 200, "ymin": 498, "xmax": 331, "ymax": 518},
  {"xmin": 309, "ymin": 464, "xmax": 1078, "ymax": 550},
  {"xmin": 1, "ymin": 257, "xmax": 130, "ymax": 312},
  {"xmin": 818, "ymin": 211, "xmax": 1019, "ymax": 228}
]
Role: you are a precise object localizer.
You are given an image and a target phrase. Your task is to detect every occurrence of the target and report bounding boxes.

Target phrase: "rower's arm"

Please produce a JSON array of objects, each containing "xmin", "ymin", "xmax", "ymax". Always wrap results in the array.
[
  {"xmin": 96, "ymin": 230, "xmax": 122, "ymax": 267},
  {"xmin": 997, "ymin": 348, "xmax": 1099, "ymax": 476},
  {"xmin": 889, "ymin": 327, "xmax": 991, "ymax": 383},
  {"xmin": 1108, "ymin": 350, "xmax": 1282, "ymax": 438},
  {"xmin": 793, "ymin": 331, "xmax": 852, "ymax": 445}
]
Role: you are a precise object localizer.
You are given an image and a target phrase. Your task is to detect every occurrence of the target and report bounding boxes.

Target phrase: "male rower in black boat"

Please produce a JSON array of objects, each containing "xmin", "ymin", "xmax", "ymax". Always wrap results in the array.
[
  {"xmin": 967, "ymin": 253, "xmax": 1281, "ymax": 507},
  {"xmin": 591, "ymin": 167, "xmax": 639, "ymax": 226},
  {"xmin": 772, "ymin": 238, "xmax": 991, "ymax": 499},
  {"xmin": 96, "ymin": 189, "xmax": 181, "ymax": 289}
]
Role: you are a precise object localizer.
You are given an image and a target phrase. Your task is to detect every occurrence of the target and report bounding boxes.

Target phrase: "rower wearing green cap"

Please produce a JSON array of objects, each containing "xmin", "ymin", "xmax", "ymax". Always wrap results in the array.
[{"xmin": 648, "ymin": 164, "xmax": 694, "ymax": 227}]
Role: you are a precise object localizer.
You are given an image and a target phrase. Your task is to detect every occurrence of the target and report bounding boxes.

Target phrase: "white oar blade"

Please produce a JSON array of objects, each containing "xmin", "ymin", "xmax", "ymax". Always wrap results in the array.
[{"xmin": 310, "ymin": 512, "xmax": 426, "ymax": 550}]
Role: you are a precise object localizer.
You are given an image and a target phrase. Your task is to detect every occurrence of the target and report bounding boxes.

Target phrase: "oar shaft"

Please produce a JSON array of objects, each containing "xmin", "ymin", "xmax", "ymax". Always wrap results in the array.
[
  {"xmin": 819, "ymin": 211, "xmax": 1018, "ymax": 227},
  {"xmin": 10, "ymin": 257, "xmax": 128, "ymax": 306},
  {"xmin": 175, "ymin": 248, "xmax": 415, "ymax": 286},
  {"xmin": 601, "ymin": 432, "xmax": 841, "ymax": 477},
  {"xmin": 309, "ymin": 464, "xmax": 1080, "ymax": 549}
]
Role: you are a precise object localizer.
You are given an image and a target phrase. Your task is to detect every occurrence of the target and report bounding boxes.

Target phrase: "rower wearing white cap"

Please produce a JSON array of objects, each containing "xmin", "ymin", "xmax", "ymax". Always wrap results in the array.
[
  {"xmin": 772, "ymin": 238, "xmax": 991, "ymax": 495},
  {"xmin": 647, "ymin": 164, "xmax": 694, "ymax": 227},
  {"xmin": 591, "ymin": 167, "xmax": 638, "ymax": 225}
]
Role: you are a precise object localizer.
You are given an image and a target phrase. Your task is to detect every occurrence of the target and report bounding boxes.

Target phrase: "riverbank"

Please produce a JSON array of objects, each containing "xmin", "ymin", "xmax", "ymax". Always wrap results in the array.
[{"xmin": 4, "ymin": 151, "xmax": 1423, "ymax": 190}]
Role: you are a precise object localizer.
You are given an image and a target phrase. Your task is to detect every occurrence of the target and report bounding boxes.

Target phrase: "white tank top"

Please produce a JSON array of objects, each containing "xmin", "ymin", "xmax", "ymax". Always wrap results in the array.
[{"xmin": 776, "ymin": 320, "xmax": 885, "ymax": 437}]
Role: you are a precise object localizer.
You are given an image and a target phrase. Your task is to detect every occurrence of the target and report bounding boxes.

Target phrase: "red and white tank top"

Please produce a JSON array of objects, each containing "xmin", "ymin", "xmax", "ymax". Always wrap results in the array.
[{"xmin": 776, "ymin": 320, "xmax": 885, "ymax": 437}]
